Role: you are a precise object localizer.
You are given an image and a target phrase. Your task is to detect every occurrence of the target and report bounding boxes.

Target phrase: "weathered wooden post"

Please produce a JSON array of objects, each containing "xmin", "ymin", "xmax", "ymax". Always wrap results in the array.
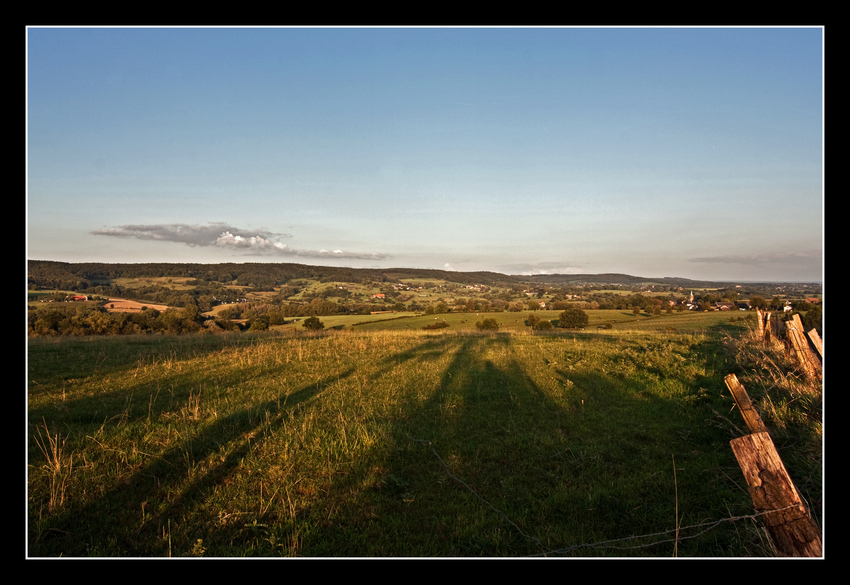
[
  {"xmin": 729, "ymin": 432, "xmax": 822, "ymax": 557},
  {"xmin": 724, "ymin": 375, "xmax": 822, "ymax": 556},
  {"xmin": 769, "ymin": 311, "xmax": 785, "ymax": 339},
  {"xmin": 725, "ymin": 374, "xmax": 768, "ymax": 434},
  {"xmin": 786, "ymin": 314, "xmax": 821, "ymax": 381},
  {"xmin": 756, "ymin": 308, "xmax": 765, "ymax": 340},
  {"xmin": 807, "ymin": 328, "xmax": 823, "ymax": 362},
  {"xmin": 763, "ymin": 311, "xmax": 775, "ymax": 343}
]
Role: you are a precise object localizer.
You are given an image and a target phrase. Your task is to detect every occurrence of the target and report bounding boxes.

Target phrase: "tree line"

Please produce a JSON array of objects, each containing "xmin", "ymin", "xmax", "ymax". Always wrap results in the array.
[{"xmin": 27, "ymin": 304, "xmax": 239, "ymax": 337}]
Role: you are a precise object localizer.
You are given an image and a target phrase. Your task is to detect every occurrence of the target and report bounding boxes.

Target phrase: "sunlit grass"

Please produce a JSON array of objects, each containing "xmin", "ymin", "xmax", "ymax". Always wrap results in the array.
[{"xmin": 28, "ymin": 327, "xmax": 798, "ymax": 557}]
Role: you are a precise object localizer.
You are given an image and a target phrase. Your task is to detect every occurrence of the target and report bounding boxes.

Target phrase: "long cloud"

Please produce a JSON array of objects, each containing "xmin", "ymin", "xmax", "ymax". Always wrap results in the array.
[
  {"xmin": 92, "ymin": 223, "xmax": 389, "ymax": 260},
  {"xmin": 688, "ymin": 250, "xmax": 822, "ymax": 266}
]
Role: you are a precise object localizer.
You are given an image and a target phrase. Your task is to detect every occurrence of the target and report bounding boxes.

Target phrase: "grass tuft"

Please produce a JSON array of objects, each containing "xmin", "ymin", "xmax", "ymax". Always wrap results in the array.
[{"xmin": 32, "ymin": 419, "xmax": 74, "ymax": 513}]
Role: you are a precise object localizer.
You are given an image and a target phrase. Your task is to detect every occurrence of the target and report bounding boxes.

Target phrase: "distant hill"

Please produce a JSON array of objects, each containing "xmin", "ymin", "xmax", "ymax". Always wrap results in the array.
[
  {"xmin": 524, "ymin": 273, "xmax": 736, "ymax": 288},
  {"xmin": 26, "ymin": 260, "xmax": 518, "ymax": 289},
  {"xmin": 27, "ymin": 260, "xmax": 817, "ymax": 290}
]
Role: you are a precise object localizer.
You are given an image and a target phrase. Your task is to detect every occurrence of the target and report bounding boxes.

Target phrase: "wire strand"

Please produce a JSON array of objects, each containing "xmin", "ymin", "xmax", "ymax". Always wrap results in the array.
[{"xmin": 410, "ymin": 436, "xmax": 794, "ymax": 557}]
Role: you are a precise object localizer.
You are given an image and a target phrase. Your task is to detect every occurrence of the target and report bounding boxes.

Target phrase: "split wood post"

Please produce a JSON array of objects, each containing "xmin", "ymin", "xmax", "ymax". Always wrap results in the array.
[
  {"xmin": 786, "ymin": 314, "xmax": 821, "ymax": 381},
  {"xmin": 756, "ymin": 308, "xmax": 765, "ymax": 340},
  {"xmin": 729, "ymin": 432, "xmax": 822, "ymax": 557},
  {"xmin": 763, "ymin": 311, "xmax": 773, "ymax": 343},
  {"xmin": 769, "ymin": 311, "xmax": 785, "ymax": 339},
  {"xmin": 724, "ymin": 374, "xmax": 768, "ymax": 434},
  {"xmin": 807, "ymin": 328, "xmax": 823, "ymax": 362}
]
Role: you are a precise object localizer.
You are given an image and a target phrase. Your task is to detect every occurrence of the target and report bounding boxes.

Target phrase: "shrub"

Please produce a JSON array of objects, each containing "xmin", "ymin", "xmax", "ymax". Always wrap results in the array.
[
  {"xmin": 475, "ymin": 318, "xmax": 499, "ymax": 331},
  {"xmin": 558, "ymin": 307, "xmax": 589, "ymax": 329},
  {"xmin": 302, "ymin": 316, "xmax": 325, "ymax": 331},
  {"xmin": 800, "ymin": 305, "xmax": 822, "ymax": 336},
  {"xmin": 249, "ymin": 315, "xmax": 270, "ymax": 331}
]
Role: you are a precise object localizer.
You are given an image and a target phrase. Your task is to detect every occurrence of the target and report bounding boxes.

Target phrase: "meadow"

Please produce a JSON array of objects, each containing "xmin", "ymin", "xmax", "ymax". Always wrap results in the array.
[
  {"xmin": 280, "ymin": 308, "xmax": 753, "ymax": 334},
  {"xmin": 27, "ymin": 313, "xmax": 821, "ymax": 557}
]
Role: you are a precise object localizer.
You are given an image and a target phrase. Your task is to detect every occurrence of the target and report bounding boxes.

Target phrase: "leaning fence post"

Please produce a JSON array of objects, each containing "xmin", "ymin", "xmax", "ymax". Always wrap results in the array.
[
  {"xmin": 724, "ymin": 374, "xmax": 768, "ymax": 434},
  {"xmin": 729, "ymin": 432, "xmax": 822, "ymax": 557},
  {"xmin": 807, "ymin": 328, "xmax": 823, "ymax": 362},
  {"xmin": 786, "ymin": 314, "xmax": 821, "ymax": 381}
]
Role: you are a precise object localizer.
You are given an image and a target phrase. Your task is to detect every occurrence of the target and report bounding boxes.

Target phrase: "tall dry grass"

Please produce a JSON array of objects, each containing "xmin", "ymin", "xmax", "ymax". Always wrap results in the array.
[
  {"xmin": 723, "ymin": 325, "xmax": 823, "ymax": 534},
  {"xmin": 724, "ymin": 327, "xmax": 822, "ymax": 431},
  {"xmin": 32, "ymin": 419, "xmax": 74, "ymax": 513}
]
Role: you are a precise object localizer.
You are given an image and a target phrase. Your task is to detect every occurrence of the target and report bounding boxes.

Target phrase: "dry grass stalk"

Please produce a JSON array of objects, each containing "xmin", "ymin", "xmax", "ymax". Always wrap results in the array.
[{"xmin": 33, "ymin": 419, "xmax": 74, "ymax": 512}]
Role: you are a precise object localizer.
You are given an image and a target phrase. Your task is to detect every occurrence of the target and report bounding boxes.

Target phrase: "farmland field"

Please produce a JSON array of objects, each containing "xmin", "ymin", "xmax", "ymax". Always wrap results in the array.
[
  {"xmin": 275, "ymin": 309, "xmax": 754, "ymax": 335},
  {"xmin": 104, "ymin": 299, "xmax": 172, "ymax": 313},
  {"xmin": 27, "ymin": 314, "xmax": 821, "ymax": 557}
]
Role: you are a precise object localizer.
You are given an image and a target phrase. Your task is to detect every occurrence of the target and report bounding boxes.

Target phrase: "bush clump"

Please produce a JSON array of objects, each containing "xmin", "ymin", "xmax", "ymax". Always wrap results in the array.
[
  {"xmin": 558, "ymin": 307, "xmax": 589, "ymax": 329},
  {"xmin": 302, "ymin": 316, "xmax": 325, "ymax": 331}
]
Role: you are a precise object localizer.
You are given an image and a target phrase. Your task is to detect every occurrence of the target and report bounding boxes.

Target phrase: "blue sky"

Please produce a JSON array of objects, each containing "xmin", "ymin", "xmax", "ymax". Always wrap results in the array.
[{"xmin": 26, "ymin": 26, "xmax": 824, "ymax": 282}]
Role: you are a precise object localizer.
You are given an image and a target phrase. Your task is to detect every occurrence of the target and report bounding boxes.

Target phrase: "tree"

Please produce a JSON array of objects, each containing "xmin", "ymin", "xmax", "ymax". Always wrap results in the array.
[
  {"xmin": 302, "ymin": 316, "xmax": 325, "ymax": 331},
  {"xmin": 800, "ymin": 305, "xmax": 822, "ymax": 336},
  {"xmin": 249, "ymin": 315, "xmax": 270, "ymax": 331},
  {"xmin": 558, "ymin": 307, "xmax": 589, "ymax": 329},
  {"xmin": 475, "ymin": 318, "xmax": 499, "ymax": 331}
]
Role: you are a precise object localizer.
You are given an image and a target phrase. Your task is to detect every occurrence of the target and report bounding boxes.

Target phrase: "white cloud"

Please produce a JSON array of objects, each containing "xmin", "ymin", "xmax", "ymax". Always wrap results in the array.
[{"xmin": 92, "ymin": 222, "xmax": 389, "ymax": 260}]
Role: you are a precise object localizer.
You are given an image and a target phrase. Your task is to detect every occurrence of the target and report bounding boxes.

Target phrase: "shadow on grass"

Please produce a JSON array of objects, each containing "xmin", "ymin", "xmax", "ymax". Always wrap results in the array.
[
  {"xmin": 285, "ymin": 334, "xmax": 747, "ymax": 557},
  {"xmin": 29, "ymin": 331, "xmax": 754, "ymax": 557},
  {"xmin": 29, "ymin": 363, "xmax": 355, "ymax": 557}
]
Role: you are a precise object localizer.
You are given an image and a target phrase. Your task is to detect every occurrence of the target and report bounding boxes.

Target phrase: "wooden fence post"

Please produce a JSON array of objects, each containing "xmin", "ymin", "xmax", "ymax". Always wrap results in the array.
[
  {"xmin": 729, "ymin": 432, "xmax": 822, "ymax": 557},
  {"xmin": 807, "ymin": 328, "xmax": 823, "ymax": 362},
  {"xmin": 786, "ymin": 314, "xmax": 821, "ymax": 381},
  {"xmin": 769, "ymin": 312, "xmax": 785, "ymax": 339},
  {"xmin": 756, "ymin": 308, "xmax": 765, "ymax": 340},
  {"xmin": 763, "ymin": 311, "xmax": 772, "ymax": 342},
  {"xmin": 724, "ymin": 374, "xmax": 768, "ymax": 434}
]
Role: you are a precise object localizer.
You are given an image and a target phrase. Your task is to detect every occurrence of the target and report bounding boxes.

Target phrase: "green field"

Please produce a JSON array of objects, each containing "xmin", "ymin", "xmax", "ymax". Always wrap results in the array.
[
  {"xmin": 277, "ymin": 309, "xmax": 754, "ymax": 335},
  {"xmin": 27, "ymin": 313, "xmax": 820, "ymax": 557}
]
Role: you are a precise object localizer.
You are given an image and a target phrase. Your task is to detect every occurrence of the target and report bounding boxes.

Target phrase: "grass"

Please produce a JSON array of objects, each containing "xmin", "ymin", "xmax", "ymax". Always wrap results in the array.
[
  {"xmin": 722, "ymin": 327, "xmax": 823, "ymax": 532},
  {"xmin": 27, "ymin": 322, "xmax": 816, "ymax": 557},
  {"xmin": 290, "ymin": 309, "xmax": 752, "ymax": 335}
]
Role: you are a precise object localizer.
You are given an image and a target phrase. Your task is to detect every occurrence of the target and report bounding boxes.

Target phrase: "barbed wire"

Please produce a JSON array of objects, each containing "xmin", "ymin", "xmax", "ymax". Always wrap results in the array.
[{"xmin": 410, "ymin": 436, "xmax": 789, "ymax": 557}]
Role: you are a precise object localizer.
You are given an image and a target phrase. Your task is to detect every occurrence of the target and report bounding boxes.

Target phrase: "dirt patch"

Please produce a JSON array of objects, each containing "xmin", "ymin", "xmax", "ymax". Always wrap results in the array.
[{"xmin": 104, "ymin": 299, "xmax": 172, "ymax": 313}]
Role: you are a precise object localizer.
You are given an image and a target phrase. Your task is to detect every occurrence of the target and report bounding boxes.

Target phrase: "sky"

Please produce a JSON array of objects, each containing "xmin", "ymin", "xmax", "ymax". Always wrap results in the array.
[{"xmin": 26, "ymin": 26, "xmax": 824, "ymax": 282}]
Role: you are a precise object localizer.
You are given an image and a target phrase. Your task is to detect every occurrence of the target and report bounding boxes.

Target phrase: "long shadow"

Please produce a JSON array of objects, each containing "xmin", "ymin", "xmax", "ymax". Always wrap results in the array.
[
  {"xmin": 28, "ymin": 331, "xmax": 292, "ymax": 388},
  {"xmin": 292, "ymin": 334, "xmax": 576, "ymax": 556},
  {"xmin": 30, "ymin": 365, "xmax": 355, "ymax": 557},
  {"xmin": 28, "ymin": 333, "xmax": 308, "ymax": 453},
  {"xmin": 290, "ymin": 333, "xmax": 747, "ymax": 557},
  {"xmin": 30, "ymin": 331, "xmax": 749, "ymax": 557},
  {"xmin": 190, "ymin": 333, "xmax": 474, "ymax": 556}
]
